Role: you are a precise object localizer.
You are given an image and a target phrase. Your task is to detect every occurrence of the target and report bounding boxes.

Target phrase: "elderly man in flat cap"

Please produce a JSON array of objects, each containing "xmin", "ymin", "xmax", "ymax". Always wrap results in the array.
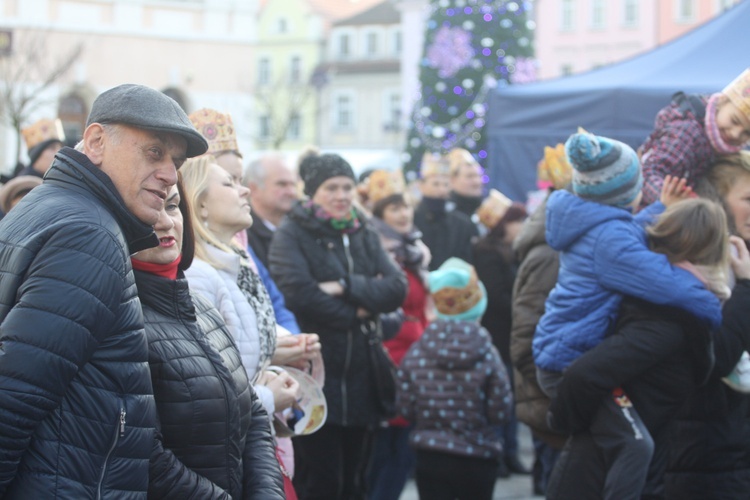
[{"xmin": 0, "ymin": 84, "xmax": 207, "ymax": 498}]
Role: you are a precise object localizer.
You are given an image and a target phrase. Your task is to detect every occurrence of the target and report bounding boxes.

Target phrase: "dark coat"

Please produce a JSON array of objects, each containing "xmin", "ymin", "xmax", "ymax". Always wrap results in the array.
[
  {"xmin": 0, "ymin": 147, "xmax": 158, "ymax": 498},
  {"xmin": 664, "ymin": 280, "xmax": 750, "ymax": 500},
  {"xmin": 413, "ymin": 200, "xmax": 478, "ymax": 271},
  {"xmin": 246, "ymin": 215, "xmax": 275, "ymax": 269},
  {"xmin": 136, "ymin": 270, "xmax": 284, "ymax": 500},
  {"xmin": 269, "ymin": 203, "xmax": 407, "ymax": 426}
]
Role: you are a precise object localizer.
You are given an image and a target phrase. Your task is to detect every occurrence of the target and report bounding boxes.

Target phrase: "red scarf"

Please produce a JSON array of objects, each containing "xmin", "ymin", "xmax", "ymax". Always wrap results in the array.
[{"xmin": 131, "ymin": 255, "xmax": 181, "ymax": 280}]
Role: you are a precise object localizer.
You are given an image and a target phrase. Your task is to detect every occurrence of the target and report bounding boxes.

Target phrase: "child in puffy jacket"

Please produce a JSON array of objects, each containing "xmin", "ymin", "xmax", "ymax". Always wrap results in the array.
[
  {"xmin": 398, "ymin": 258, "xmax": 511, "ymax": 500},
  {"xmin": 532, "ymin": 131, "xmax": 724, "ymax": 500}
]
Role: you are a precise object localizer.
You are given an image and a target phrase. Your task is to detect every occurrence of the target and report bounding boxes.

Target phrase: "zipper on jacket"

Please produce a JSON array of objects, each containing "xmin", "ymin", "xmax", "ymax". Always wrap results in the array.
[
  {"xmin": 342, "ymin": 329, "xmax": 353, "ymax": 425},
  {"xmin": 342, "ymin": 234, "xmax": 354, "ymax": 275},
  {"xmin": 97, "ymin": 404, "xmax": 126, "ymax": 499}
]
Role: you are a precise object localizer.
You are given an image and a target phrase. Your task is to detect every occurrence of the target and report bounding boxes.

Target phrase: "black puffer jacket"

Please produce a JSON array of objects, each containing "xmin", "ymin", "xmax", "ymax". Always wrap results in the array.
[
  {"xmin": 269, "ymin": 203, "xmax": 407, "ymax": 426},
  {"xmin": 0, "ymin": 148, "xmax": 158, "ymax": 498},
  {"xmin": 135, "ymin": 270, "xmax": 284, "ymax": 500}
]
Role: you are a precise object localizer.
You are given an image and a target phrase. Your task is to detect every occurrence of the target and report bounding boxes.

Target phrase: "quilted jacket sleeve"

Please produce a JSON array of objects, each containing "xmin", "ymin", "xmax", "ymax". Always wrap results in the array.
[
  {"xmin": 241, "ymin": 388, "xmax": 285, "ymax": 499},
  {"xmin": 346, "ymin": 231, "xmax": 407, "ymax": 315},
  {"xmin": 0, "ymin": 224, "xmax": 127, "ymax": 492},
  {"xmin": 149, "ymin": 430, "xmax": 230, "ymax": 499}
]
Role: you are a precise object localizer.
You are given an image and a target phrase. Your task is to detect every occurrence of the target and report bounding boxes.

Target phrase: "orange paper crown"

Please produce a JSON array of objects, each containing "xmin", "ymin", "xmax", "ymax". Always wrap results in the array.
[
  {"xmin": 537, "ymin": 143, "xmax": 573, "ymax": 190},
  {"xmin": 476, "ymin": 189, "xmax": 513, "ymax": 229},
  {"xmin": 420, "ymin": 151, "xmax": 451, "ymax": 178},
  {"xmin": 188, "ymin": 108, "xmax": 239, "ymax": 156},
  {"xmin": 446, "ymin": 148, "xmax": 476, "ymax": 176},
  {"xmin": 21, "ymin": 118, "xmax": 65, "ymax": 151},
  {"xmin": 367, "ymin": 169, "xmax": 406, "ymax": 205},
  {"xmin": 723, "ymin": 68, "xmax": 750, "ymax": 122}
]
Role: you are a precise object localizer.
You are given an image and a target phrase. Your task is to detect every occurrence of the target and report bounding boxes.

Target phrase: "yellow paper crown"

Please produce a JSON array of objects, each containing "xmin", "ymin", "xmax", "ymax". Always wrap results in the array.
[
  {"xmin": 188, "ymin": 108, "xmax": 239, "ymax": 156},
  {"xmin": 723, "ymin": 68, "xmax": 750, "ymax": 122},
  {"xmin": 420, "ymin": 151, "xmax": 451, "ymax": 178},
  {"xmin": 446, "ymin": 148, "xmax": 476, "ymax": 176},
  {"xmin": 21, "ymin": 118, "xmax": 65, "ymax": 151},
  {"xmin": 367, "ymin": 169, "xmax": 406, "ymax": 205},
  {"xmin": 537, "ymin": 143, "xmax": 573, "ymax": 190},
  {"xmin": 476, "ymin": 189, "xmax": 513, "ymax": 229}
]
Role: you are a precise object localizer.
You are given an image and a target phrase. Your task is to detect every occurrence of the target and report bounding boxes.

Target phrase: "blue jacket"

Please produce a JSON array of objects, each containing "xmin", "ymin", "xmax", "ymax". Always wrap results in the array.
[
  {"xmin": 532, "ymin": 190, "xmax": 722, "ymax": 373},
  {"xmin": 246, "ymin": 245, "xmax": 301, "ymax": 334}
]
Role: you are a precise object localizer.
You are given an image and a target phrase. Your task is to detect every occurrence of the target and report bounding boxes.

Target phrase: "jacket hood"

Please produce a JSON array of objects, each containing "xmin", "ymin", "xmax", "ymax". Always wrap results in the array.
[
  {"xmin": 422, "ymin": 319, "xmax": 494, "ymax": 370},
  {"xmin": 545, "ymin": 189, "xmax": 634, "ymax": 252},
  {"xmin": 45, "ymin": 147, "xmax": 159, "ymax": 254},
  {"xmin": 513, "ymin": 195, "xmax": 548, "ymax": 262}
]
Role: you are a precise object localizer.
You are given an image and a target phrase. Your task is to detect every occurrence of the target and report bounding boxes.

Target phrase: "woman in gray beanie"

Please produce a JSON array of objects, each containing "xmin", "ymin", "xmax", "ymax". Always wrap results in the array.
[{"xmin": 269, "ymin": 148, "xmax": 407, "ymax": 500}]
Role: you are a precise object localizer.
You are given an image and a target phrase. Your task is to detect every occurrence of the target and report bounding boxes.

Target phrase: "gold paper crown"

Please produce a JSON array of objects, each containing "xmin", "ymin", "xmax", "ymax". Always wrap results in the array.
[
  {"xmin": 537, "ymin": 143, "xmax": 573, "ymax": 190},
  {"xmin": 723, "ymin": 68, "xmax": 750, "ymax": 122},
  {"xmin": 431, "ymin": 266, "xmax": 484, "ymax": 316},
  {"xmin": 475, "ymin": 189, "xmax": 513, "ymax": 229},
  {"xmin": 21, "ymin": 118, "xmax": 65, "ymax": 151},
  {"xmin": 420, "ymin": 151, "xmax": 451, "ymax": 178},
  {"xmin": 446, "ymin": 148, "xmax": 476, "ymax": 176},
  {"xmin": 188, "ymin": 108, "xmax": 239, "ymax": 156},
  {"xmin": 367, "ymin": 169, "xmax": 406, "ymax": 205}
]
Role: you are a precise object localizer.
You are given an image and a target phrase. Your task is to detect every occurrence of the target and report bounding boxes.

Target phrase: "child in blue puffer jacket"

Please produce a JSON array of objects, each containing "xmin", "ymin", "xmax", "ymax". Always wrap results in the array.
[{"xmin": 531, "ymin": 131, "xmax": 723, "ymax": 500}]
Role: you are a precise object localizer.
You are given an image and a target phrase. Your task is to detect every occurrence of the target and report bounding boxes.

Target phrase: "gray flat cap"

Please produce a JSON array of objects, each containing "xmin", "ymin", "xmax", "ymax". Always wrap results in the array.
[{"xmin": 87, "ymin": 84, "xmax": 208, "ymax": 158}]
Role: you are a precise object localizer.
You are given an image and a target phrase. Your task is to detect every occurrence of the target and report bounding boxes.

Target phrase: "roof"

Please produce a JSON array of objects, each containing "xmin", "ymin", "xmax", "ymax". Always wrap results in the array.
[{"xmin": 334, "ymin": 0, "xmax": 400, "ymax": 26}]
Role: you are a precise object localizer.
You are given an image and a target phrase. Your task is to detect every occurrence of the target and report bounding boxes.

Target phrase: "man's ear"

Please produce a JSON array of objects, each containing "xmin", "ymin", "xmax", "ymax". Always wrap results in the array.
[{"xmin": 82, "ymin": 123, "xmax": 106, "ymax": 166}]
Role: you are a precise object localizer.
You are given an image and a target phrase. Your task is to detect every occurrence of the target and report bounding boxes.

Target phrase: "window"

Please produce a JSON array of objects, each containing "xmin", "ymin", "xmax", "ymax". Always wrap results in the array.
[
  {"xmin": 278, "ymin": 18, "xmax": 287, "ymax": 33},
  {"xmin": 623, "ymin": 0, "xmax": 639, "ymax": 26},
  {"xmin": 287, "ymin": 113, "xmax": 301, "ymax": 140},
  {"xmin": 58, "ymin": 93, "xmax": 87, "ymax": 144},
  {"xmin": 258, "ymin": 58, "xmax": 271, "ymax": 86},
  {"xmin": 560, "ymin": 64, "xmax": 573, "ymax": 76},
  {"xmin": 366, "ymin": 32, "xmax": 378, "ymax": 58},
  {"xmin": 561, "ymin": 0, "xmax": 575, "ymax": 31},
  {"xmin": 675, "ymin": 0, "xmax": 696, "ymax": 22},
  {"xmin": 383, "ymin": 92, "xmax": 401, "ymax": 131},
  {"xmin": 338, "ymin": 34, "xmax": 350, "ymax": 58},
  {"xmin": 290, "ymin": 56, "xmax": 301, "ymax": 84},
  {"xmin": 392, "ymin": 30, "xmax": 402, "ymax": 56},
  {"xmin": 716, "ymin": 0, "xmax": 734, "ymax": 12},
  {"xmin": 259, "ymin": 115, "xmax": 270, "ymax": 139},
  {"xmin": 591, "ymin": 0, "xmax": 605, "ymax": 29},
  {"xmin": 335, "ymin": 94, "xmax": 353, "ymax": 130}
]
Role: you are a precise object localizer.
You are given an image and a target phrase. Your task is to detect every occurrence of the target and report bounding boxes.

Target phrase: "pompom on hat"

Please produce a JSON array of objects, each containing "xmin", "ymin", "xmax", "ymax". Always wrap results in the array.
[
  {"xmin": 429, "ymin": 258, "xmax": 487, "ymax": 322},
  {"xmin": 566, "ymin": 131, "xmax": 643, "ymax": 207},
  {"xmin": 22, "ymin": 118, "xmax": 65, "ymax": 167},
  {"xmin": 723, "ymin": 68, "xmax": 750, "ymax": 122},
  {"xmin": 188, "ymin": 108, "xmax": 240, "ymax": 157},
  {"xmin": 537, "ymin": 143, "xmax": 573, "ymax": 190},
  {"xmin": 420, "ymin": 151, "xmax": 451, "ymax": 178}
]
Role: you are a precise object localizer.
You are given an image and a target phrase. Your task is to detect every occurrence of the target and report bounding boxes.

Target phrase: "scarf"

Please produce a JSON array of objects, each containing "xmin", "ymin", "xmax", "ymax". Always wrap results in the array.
[
  {"xmin": 705, "ymin": 93, "xmax": 743, "ymax": 155},
  {"xmin": 230, "ymin": 246, "xmax": 277, "ymax": 368},
  {"xmin": 303, "ymin": 199, "xmax": 361, "ymax": 234},
  {"xmin": 450, "ymin": 191, "xmax": 483, "ymax": 216},
  {"xmin": 420, "ymin": 196, "xmax": 448, "ymax": 215},
  {"xmin": 131, "ymin": 255, "xmax": 181, "ymax": 280},
  {"xmin": 370, "ymin": 217, "xmax": 425, "ymax": 274}
]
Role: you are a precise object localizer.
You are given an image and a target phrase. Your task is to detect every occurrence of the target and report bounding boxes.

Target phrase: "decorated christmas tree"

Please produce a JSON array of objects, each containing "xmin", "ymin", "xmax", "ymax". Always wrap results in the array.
[{"xmin": 403, "ymin": 0, "xmax": 535, "ymax": 181}]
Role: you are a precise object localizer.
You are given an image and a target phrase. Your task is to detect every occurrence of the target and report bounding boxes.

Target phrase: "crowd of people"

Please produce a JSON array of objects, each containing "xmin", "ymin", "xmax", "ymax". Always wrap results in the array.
[{"xmin": 0, "ymin": 66, "xmax": 749, "ymax": 500}]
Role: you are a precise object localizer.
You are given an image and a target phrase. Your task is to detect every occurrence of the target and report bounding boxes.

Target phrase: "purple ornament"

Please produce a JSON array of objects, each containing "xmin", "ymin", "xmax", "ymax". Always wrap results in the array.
[{"xmin": 426, "ymin": 26, "xmax": 475, "ymax": 78}]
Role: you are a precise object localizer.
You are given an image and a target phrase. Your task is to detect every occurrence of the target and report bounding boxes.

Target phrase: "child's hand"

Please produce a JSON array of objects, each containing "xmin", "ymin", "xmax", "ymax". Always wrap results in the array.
[
  {"xmin": 660, "ymin": 175, "xmax": 694, "ymax": 207},
  {"xmin": 730, "ymin": 236, "xmax": 750, "ymax": 281}
]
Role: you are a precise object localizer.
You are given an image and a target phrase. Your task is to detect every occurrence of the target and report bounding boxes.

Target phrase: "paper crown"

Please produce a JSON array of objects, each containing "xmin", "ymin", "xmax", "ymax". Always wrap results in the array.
[
  {"xmin": 446, "ymin": 148, "xmax": 476, "ymax": 176},
  {"xmin": 537, "ymin": 143, "xmax": 573, "ymax": 190},
  {"xmin": 723, "ymin": 68, "xmax": 750, "ymax": 121},
  {"xmin": 430, "ymin": 258, "xmax": 486, "ymax": 319},
  {"xmin": 366, "ymin": 169, "xmax": 406, "ymax": 205},
  {"xmin": 420, "ymin": 151, "xmax": 451, "ymax": 178},
  {"xmin": 21, "ymin": 118, "xmax": 65, "ymax": 151},
  {"xmin": 475, "ymin": 189, "xmax": 513, "ymax": 229},
  {"xmin": 188, "ymin": 108, "xmax": 239, "ymax": 156}
]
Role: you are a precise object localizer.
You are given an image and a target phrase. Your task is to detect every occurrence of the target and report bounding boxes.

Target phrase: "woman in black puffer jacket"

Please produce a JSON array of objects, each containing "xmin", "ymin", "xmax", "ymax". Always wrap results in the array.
[
  {"xmin": 269, "ymin": 150, "xmax": 407, "ymax": 500},
  {"xmin": 133, "ymin": 181, "xmax": 284, "ymax": 499}
]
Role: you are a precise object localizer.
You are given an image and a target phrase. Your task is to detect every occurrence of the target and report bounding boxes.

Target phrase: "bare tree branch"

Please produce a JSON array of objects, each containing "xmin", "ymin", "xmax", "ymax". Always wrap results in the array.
[{"xmin": 253, "ymin": 70, "xmax": 315, "ymax": 150}]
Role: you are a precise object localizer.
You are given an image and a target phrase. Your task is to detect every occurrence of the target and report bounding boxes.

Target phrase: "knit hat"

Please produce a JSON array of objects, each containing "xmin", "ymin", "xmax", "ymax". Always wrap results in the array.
[
  {"xmin": 22, "ymin": 118, "xmax": 65, "ymax": 167},
  {"xmin": 429, "ymin": 258, "xmax": 487, "ymax": 322},
  {"xmin": 537, "ymin": 143, "xmax": 573, "ymax": 190},
  {"xmin": 188, "ymin": 108, "xmax": 240, "ymax": 157},
  {"xmin": 299, "ymin": 151, "xmax": 356, "ymax": 197},
  {"xmin": 723, "ymin": 68, "xmax": 750, "ymax": 123},
  {"xmin": 87, "ymin": 84, "xmax": 208, "ymax": 158},
  {"xmin": 565, "ymin": 132, "xmax": 643, "ymax": 207}
]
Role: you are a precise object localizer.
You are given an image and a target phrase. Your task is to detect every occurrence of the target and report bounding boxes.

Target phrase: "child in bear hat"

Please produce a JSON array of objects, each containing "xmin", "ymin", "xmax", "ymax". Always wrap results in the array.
[
  {"xmin": 397, "ymin": 257, "xmax": 511, "ymax": 500},
  {"xmin": 640, "ymin": 67, "xmax": 750, "ymax": 206},
  {"xmin": 532, "ymin": 131, "xmax": 724, "ymax": 499}
]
